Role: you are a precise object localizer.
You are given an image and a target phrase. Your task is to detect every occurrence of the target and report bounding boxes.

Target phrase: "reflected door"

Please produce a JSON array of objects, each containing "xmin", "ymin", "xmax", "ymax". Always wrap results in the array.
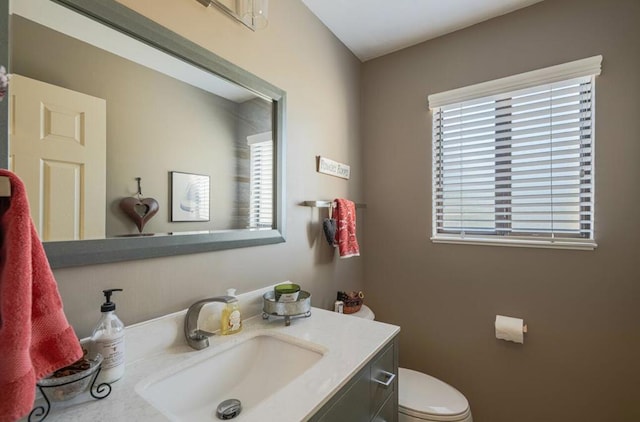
[{"xmin": 9, "ymin": 74, "xmax": 106, "ymax": 241}]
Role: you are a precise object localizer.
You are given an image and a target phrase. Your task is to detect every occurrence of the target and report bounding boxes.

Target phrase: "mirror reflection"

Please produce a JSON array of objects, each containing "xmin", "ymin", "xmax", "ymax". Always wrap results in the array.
[{"xmin": 9, "ymin": 0, "xmax": 274, "ymax": 242}]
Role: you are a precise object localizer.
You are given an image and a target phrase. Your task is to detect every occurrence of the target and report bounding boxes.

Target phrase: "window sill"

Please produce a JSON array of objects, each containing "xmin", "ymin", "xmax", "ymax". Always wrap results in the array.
[{"xmin": 431, "ymin": 236, "xmax": 597, "ymax": 251}]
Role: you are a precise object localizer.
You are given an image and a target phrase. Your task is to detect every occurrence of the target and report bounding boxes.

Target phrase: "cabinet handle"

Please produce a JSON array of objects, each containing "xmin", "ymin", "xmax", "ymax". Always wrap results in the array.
[{"xmin": 373, "ymin": 370, "xmax": 396, "ymax": 389}]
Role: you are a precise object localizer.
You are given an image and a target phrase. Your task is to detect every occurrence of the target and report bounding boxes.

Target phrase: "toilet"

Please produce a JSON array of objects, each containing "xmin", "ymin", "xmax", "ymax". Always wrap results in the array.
[{"xmin": 350, "ymin": 305, "xmax": 473, "ymax": 422}]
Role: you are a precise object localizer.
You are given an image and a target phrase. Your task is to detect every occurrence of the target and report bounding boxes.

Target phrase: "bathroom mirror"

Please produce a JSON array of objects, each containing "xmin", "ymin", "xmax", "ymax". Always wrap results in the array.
[{"xmin": 0, "ymin": 0, "xmax": 286, "ymax": 267}]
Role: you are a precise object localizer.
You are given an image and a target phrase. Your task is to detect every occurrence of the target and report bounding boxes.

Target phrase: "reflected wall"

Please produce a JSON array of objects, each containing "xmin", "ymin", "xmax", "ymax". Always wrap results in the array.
[{"xmin": 10, "ymin": 14, "xmax": 271, "ymax": 239}]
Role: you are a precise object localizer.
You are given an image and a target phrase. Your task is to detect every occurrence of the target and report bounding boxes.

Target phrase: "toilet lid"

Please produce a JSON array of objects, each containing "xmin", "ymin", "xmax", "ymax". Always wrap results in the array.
[{"xmin": 399, "ymin": 368, "xmax": 470, "ymax": 419}]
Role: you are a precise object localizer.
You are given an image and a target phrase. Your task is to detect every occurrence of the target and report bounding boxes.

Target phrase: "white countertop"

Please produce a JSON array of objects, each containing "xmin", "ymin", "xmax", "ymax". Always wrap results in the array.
[{"xmin": 35, "ymin": 287, "xmax": 399, "ymax": 422}]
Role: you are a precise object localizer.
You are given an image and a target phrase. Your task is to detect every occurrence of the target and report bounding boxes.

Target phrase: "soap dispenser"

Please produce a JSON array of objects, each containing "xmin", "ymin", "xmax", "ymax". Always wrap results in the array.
[
  {"xmin": 220, "ymin": 289, "xmax": 242, "ymax": 335},
  {"xmin": 92, "ymin": 288, "xmax": 125, "ymax": 383}
]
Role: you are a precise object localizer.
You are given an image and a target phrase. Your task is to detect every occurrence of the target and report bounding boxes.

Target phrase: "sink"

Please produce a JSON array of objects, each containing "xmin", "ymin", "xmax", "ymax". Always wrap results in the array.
[{"xmin": 136, "ymin": 334, "xmax": 324, "ymax": 421}]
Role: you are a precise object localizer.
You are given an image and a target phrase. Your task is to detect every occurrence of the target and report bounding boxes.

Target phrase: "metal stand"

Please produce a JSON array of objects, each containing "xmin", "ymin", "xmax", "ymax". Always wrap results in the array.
[
  {"xmin": 262, "ymin": 310, "xmax": 312, "ymax": 326},
  {"xmin": 28, "ymin": 367, "xmax": 112, "ymax": 422}
]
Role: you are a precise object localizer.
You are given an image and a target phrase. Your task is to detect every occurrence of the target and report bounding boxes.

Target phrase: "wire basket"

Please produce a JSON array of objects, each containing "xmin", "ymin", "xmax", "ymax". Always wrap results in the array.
[
  {"xmin": 30, "ymin": 352, "xmax": 112, "ymax": 422},
  {"xmin": 337, "ymin": 291, "xmax": 364, "ymax": 314}
]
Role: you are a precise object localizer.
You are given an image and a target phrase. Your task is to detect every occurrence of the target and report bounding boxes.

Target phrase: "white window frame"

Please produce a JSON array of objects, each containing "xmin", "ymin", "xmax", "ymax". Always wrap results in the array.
[{"xmin": 428, "ymin": 56, "xmax": 602, "ymax": 250}]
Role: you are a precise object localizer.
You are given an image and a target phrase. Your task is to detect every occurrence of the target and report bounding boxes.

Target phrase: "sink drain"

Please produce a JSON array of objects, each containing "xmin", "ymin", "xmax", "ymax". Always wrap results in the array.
[{"xmin": 216, "ymin": 398, "xmax": 242, "ymax": 420}]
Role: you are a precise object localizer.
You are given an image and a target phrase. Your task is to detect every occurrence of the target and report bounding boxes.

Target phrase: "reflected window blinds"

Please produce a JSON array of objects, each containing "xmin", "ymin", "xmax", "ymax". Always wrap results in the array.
[{"xmin": 249, "ymin": 138, "xmax": 273, "ymax": 229}]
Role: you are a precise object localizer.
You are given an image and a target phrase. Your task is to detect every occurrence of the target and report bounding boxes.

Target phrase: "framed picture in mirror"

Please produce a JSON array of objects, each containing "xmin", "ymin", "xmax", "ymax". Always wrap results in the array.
[{"xmin": 170, "ymin": 171, "xmax": 211, "ymax": 222}]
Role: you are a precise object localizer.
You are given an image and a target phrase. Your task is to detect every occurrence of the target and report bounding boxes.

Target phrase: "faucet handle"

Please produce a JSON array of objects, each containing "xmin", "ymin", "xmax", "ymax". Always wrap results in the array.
[{"xmin": 188, "ymin": 331, "xmax": 211, "ymax": 350}]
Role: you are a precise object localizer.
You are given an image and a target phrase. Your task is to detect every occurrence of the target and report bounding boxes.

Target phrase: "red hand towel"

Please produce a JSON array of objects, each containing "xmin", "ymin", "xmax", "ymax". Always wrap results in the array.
[
  {"xmin": 0, "ymin": 170, "xmax": 82, "ymax": 422},
  {"xmin": 334, "ymin": 199, "xmax": 360, "ymax": 258}
]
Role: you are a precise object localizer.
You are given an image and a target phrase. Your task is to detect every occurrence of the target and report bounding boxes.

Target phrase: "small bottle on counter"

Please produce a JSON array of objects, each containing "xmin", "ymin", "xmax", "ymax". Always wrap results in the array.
[
  {"xmin": 220, "ymin": 289, "xmax": 242, "ymax": 335},
  {"xmin": 92, "ymin": 288, "xmax": 125, "ymax": 383}
]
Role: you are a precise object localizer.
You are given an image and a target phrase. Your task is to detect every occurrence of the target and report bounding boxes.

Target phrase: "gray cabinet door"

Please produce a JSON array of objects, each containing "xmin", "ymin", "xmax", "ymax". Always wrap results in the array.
[
  {"xmin": 310, "ymin": 335, "xmax": 399, "ymax": 422},
  {"xmin": 370, "ymin": 343, "xmax": 395, "ymax": 416},
  {"xmin": 316, "ymin": 368, "xmax": 370, "ymax": 422},
  {"xmin": 373, "ymin": 394, "xmax": 396, "ymax": 422}
]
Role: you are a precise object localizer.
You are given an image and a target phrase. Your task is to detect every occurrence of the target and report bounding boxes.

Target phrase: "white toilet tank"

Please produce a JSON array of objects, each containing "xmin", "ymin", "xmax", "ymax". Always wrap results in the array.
[
  {"xmin": 350, "ymin": 305, "xmax": 472, "ymax": 422},
  {"xmin": 349, "ymin": 304, "xmax": 376, "ymax": 320}
]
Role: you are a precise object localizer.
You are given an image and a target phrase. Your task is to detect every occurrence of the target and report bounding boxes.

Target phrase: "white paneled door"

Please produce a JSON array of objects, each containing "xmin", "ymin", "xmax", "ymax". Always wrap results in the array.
[{"xmin": 9, "ymin": 74, "xmax": 106, "ymax": 241}]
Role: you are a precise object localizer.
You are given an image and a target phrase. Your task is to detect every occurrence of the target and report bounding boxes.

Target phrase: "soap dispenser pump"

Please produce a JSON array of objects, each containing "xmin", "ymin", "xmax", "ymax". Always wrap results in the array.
[
  {"xmin": 220, "ymin": 289, "xmax": 242, "ymax": 335},
  {"xmin": 92, "ymin": 288, "xmax": 125, "ymax": 383}
]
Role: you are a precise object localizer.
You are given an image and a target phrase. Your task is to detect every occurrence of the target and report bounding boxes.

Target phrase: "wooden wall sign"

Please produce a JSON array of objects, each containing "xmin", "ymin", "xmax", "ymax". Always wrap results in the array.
[{"xmin": 317, "ymin": 156, "xmax": 350, "ymax": 180}]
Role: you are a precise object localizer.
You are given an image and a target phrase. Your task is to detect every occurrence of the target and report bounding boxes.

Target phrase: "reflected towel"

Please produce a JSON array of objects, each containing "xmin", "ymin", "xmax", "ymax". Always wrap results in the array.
[
  {"xmin": 334, "ymin": 199, "xmax": 360, "ymax": 258},
  {"xmin": 0, "ymin": 170, "xmax": 82, "ymax": 422}
]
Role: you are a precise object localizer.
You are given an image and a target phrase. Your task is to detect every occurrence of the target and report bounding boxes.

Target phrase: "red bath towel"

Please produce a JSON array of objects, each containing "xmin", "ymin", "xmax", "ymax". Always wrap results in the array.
[
  {"xmin": 0, "ymin": 170, "xmax": 82, "ymax": 422},
  {"xmin": 334, "ymin": 199, "xmax": 360, "ymax": 258}
]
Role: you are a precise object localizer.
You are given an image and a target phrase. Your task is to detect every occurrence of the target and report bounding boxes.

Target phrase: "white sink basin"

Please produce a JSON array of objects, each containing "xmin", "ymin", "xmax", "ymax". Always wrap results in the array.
[{"xmin": 136, "ymin": 334, "xmax": 324, "ymax": 421}]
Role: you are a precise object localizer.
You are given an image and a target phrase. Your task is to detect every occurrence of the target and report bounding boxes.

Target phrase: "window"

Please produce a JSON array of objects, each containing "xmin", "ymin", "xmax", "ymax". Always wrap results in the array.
[
  {"xmin": 429, "ymin": 56, "xmax": 601, "ymax": 249},
  {"xmin": 248, "ymin": 132, "xmax": 273, "ymax": 229}
]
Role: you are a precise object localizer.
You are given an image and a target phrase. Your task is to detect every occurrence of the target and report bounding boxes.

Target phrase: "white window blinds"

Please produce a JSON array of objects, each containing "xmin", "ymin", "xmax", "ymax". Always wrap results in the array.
[
  {"xmin": 248, "ymin": 133, "xmax": 273, "ymax": 229},
  {"xmin": 429, "ymin": 56, "xmax": 601, "ymax": 249}
]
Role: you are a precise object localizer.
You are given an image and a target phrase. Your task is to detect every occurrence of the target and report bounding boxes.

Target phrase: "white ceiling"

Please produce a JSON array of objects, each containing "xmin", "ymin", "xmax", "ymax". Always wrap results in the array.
[{"xmin": 301, "ymin": 0, "xmax": 544, "ymax": 62}]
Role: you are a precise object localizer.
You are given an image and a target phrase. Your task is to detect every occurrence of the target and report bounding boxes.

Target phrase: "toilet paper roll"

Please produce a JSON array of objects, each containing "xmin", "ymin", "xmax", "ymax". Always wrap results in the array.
[{"xmin": 495, "ymin": 315, "xmax": 525, "ymax": 344}]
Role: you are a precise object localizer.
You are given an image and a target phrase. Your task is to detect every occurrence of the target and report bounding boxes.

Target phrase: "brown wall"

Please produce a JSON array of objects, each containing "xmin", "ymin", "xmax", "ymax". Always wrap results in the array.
[
  {"xmin": 48, "ymin": 0, "xmax": 364, "ymax": 338},
  {"xmin": 361, "ymin": 0, "xmax": 640, "ymax": 421},
  {"xmin": 18, "ymin": 0, "xmax": 640, "ymax": 418}
]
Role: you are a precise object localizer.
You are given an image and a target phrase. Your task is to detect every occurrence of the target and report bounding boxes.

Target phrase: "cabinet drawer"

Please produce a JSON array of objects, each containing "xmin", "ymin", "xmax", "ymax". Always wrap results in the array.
[
  {"xmin": 373, "ymin": 393, "xmax": 396, "ymax": 422},
  {"xmin": 315, "ymin": 366, "xmax": 370, "ymax": 422},
  {"xmin": 370, "ymin": 343, "xmax": 396, "ymax": 416}
]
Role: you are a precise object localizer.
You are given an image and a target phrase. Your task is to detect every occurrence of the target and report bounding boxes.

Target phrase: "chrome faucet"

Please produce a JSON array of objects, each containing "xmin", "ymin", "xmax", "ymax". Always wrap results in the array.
[{"xmin": 184, "ymin": 296, "xmax": 235, "ymax": 350}]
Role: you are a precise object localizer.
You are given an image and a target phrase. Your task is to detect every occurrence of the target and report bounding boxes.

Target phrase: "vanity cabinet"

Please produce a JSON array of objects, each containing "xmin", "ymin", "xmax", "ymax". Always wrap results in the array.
[{"xmin": 310, "ymin": 335, "xmax": 399, "ymax": 422}]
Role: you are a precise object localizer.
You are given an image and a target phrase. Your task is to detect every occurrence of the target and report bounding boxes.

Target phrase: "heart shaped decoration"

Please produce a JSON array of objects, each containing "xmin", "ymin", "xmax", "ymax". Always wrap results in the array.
[
  {"xmin": 322, "ymin": 218, "xmax": 337, "ymax": 246},
  {"xmin": 119, "ymin": 196, "xmax": 160, "ymax": 233}
]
